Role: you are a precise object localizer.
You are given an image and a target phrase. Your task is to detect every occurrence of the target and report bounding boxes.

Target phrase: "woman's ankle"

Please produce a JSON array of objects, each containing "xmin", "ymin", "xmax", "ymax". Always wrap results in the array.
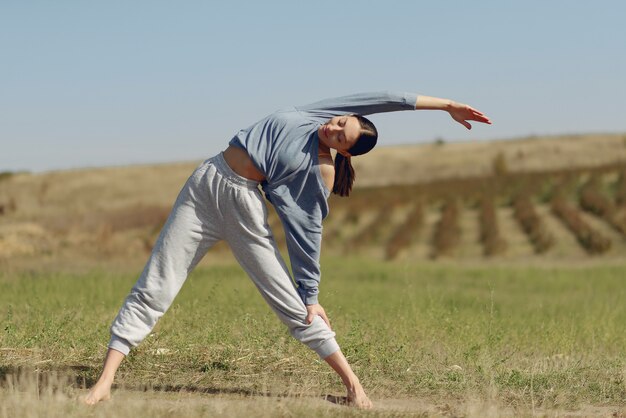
[
  {"xmin": 343, "ymin": 375, "xmax": 361, "ymax": 391},
  {"xmin": 96, "ymin": 373, "xmax": 115, "ymax": 386}
]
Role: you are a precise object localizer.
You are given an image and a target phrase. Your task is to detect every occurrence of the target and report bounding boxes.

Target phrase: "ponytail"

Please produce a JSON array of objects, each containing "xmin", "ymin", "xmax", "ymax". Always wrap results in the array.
[
  {"xmin": 332, "ymin": 153, "xmax": 355, "ymax": 197},
  {"xmin": 331, "ymin": 114, "xmax": 377, "ymax": 197}
]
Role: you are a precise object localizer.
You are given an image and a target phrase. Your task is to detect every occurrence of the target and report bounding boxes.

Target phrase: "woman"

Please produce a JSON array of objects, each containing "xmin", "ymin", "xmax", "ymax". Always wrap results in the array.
[{"xmin": 85, "ymin": 91, "xmax": 491, "ymax": 408}]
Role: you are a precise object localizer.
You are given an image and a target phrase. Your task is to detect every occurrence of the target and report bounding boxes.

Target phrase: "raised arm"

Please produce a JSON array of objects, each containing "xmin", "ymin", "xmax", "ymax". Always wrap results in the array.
[
  {"xmin": 298, "ymin": 91, "xmax": 491, "ymax": 129},
  {"xmin": 296, "ymin": 91, "xmax": 418, "ymax": 118}
]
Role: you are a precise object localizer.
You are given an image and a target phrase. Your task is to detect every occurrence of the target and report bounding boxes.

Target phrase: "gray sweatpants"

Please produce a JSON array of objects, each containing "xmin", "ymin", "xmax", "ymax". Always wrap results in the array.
[{"xmin": 108, "ymin": 153, "xmax": 339, "ymax": 358}]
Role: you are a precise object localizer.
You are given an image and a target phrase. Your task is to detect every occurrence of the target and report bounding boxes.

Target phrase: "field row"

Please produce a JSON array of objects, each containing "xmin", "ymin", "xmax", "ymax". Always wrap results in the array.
[
  {"xmin": 266, "ymin": 166, "xmax": 626, "ymax": 260},
  {"xmin": 2, "ymin": 163, "xmax": 626, "ymax": 262}
]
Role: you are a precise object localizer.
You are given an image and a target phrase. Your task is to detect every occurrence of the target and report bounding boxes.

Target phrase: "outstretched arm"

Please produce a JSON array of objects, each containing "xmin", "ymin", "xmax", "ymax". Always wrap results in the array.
[
  {"xmin": 297, "ymin": 91, "xmax": 418, "ymax": 117},
  {"xmin": 298, "ymin": 91, "xmax": 491, "ymax": 130},
  {"xmin": 415, "ymin": 95, "xmax": 492, "ymax": 130}
]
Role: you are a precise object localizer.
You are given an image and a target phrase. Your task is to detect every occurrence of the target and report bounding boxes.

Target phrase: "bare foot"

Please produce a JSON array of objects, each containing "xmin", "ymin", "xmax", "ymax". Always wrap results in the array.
[
  {"xmin": 347, "ymin": 384, "xmax": 373, "ymax": 409},
  {"xmin": 83, "ymin": 380, "xmax": 112, "ymax": 405}
]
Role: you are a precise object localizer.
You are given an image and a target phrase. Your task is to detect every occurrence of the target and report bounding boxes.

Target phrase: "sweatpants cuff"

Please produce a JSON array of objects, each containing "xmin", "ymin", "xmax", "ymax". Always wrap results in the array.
[
  {"xmin": 108, "ymin": 334, "xmax": 132, "ymax": 356},
  {"xmin": 315, "ymin": 338, "xmax": 340, "ymax": 359}
]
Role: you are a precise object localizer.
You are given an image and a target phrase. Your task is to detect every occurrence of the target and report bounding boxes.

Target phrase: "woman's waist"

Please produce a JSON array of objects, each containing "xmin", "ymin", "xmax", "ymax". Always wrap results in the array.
[{"xmin": 223, "ymin": 145, "xmax": 266, "ymax": 182}]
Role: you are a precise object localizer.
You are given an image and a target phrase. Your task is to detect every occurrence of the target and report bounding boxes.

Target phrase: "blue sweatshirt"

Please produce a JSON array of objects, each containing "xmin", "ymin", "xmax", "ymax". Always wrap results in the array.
[{"xmin": 229, "ymin": 91, "xmax": 418, "ymax": 304}]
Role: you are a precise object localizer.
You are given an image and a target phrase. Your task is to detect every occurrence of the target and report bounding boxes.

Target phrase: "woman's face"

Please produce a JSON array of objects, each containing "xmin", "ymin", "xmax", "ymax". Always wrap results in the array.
[{"xmin": 318, "ymin": 115, "xmax": 361, "ymax": 155}]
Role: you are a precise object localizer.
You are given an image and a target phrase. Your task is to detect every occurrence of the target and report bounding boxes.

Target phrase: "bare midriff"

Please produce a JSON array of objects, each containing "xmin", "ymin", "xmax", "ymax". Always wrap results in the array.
[{"xmin": 223, "ymin": 145, "xmax": 266, "ymax": 182}]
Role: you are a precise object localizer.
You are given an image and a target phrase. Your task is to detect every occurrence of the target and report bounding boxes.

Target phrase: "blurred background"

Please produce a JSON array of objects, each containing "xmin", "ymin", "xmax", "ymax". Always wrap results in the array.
[{"xmin": 1, "ymin": 1, "xmax": 626, "ymax": 268}]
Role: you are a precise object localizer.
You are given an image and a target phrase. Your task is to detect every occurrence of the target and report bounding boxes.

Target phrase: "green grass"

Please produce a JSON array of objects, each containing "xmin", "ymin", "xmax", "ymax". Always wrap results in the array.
[{"xmin": 1, "ymin": 258, "xmax": 625, "ymax": 412}]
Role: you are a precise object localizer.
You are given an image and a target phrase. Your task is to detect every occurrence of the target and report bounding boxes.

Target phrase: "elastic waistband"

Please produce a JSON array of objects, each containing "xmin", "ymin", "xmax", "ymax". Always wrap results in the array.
[{"xmin": 210, "ymin": 152, "xmax": 260, "ymax": 190}]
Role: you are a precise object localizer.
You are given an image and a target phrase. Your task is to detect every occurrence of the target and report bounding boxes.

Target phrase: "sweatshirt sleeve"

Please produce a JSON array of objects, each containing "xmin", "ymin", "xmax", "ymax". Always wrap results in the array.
[
  {"xmin": 296, "ymin": 91, "xmax": 418, "ymax": 118},
  {"xmin": 264, "ymin": 180, "xmax": 329, "ymax": 305},
  {"xmin": 279, "ymin": 207, "xmax": 323, "ymax": 305}
]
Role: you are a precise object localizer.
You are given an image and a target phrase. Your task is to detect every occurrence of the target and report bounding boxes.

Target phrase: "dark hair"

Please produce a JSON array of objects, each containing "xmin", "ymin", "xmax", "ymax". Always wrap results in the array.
[{"xmin": 332, "ymin": 115, "xmax": 378, "ymax": 197}]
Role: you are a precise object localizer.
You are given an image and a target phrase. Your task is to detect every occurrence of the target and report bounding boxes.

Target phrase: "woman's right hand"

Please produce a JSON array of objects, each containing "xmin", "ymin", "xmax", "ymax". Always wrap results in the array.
[{"xmin": 305, "ymin": 303, "xmax": 332, "ymax": 330}]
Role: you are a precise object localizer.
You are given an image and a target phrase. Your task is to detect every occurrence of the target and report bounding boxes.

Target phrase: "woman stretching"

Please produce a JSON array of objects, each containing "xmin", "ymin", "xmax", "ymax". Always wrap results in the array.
[{"xmin": 85, "ymin": 91, "xmax": 491, "ymax": 408}]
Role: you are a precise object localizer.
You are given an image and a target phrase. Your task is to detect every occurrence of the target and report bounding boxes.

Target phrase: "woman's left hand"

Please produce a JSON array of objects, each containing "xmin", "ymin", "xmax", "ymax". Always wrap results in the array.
[
  {"xmin": 448, "ymin": 101, "xmax": 492, "ymax": 130},
  {"xmin": 306, "ymin": 303, "xmax": 332, "ymax": 330}
]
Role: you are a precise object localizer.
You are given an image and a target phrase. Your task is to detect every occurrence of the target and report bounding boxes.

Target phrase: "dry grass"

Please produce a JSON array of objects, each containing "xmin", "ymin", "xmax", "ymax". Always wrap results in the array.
[
  {"xmin": 385, "ymin": 202, "xmax": 424, "ymax": 260},
  {"xmin": 551, "ymin": 196, "xmax": 612, "ymax": 254},
  {"xmin": 0, "ymin": 372, "xmax": 608, "ymax": 418},
  {"xmin": 2, "ymin": 133, "xmax": 626, "ymax": 266},
  {"xmin": 352, "ymin": 133, "xmax": 626, "ymax": 187},
  {"xmin": 431, "ymin": 199, "xmax": 460, "ymax": 258},
  {"xmin": 3, "ymin": 369, "xmax": 624, "ymax": 417},
  {"xmin": 512, "ymin": 193, "xmax": 555, "ymax": 254},
  {"xmin": 478, "ymin": 197, "xmax": 507, "ymax": 257}
]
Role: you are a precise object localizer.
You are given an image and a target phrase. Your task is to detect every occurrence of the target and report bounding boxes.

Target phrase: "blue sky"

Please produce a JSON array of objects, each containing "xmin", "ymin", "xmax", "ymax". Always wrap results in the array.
[{"xmin": 2, "ymin": 1, "xmax": 625, "ymax": 172}]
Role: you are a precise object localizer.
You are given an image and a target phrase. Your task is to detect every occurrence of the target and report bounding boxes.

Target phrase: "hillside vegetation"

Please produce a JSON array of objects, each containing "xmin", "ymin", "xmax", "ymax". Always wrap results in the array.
[{"xmin": 1, "ymin": 133, "xmax": 626, "ymax": 267}]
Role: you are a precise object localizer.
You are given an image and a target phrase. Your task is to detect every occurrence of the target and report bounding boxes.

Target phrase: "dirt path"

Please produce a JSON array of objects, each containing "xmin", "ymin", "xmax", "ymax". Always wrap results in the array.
[
  {"xmin": 2, "ymin": 385, "xmax": 624, "ymax": 418},
  {"xmin": 86, "ymin": 392, "xmax": 626, "ymax": 418}
]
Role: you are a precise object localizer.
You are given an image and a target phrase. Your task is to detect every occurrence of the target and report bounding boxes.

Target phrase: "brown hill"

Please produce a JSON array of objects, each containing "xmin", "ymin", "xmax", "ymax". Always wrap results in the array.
[
  {"xmin": 1, "ymin": 133, "xmax": 626, "ymax": 267},
  {"xmin": 352, "ymin": 133, "xmax": 626, "ymax": 186}
]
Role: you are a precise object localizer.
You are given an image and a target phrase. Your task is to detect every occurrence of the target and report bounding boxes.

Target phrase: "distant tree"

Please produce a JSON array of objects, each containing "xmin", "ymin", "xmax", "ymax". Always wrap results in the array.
[{"xmin": 0, "ymin": 171, "xmax": 14, "ymax": 182}]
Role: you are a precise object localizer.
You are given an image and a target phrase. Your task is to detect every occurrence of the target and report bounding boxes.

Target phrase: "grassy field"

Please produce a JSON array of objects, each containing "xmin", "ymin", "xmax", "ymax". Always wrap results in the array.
[
  {"xmin": 1, "ymin": 258, "xmax": 625, "ymax": 416},
  {"xmin": 2, "ymin": 134, "xmax": 626, "ymax": 416}
]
